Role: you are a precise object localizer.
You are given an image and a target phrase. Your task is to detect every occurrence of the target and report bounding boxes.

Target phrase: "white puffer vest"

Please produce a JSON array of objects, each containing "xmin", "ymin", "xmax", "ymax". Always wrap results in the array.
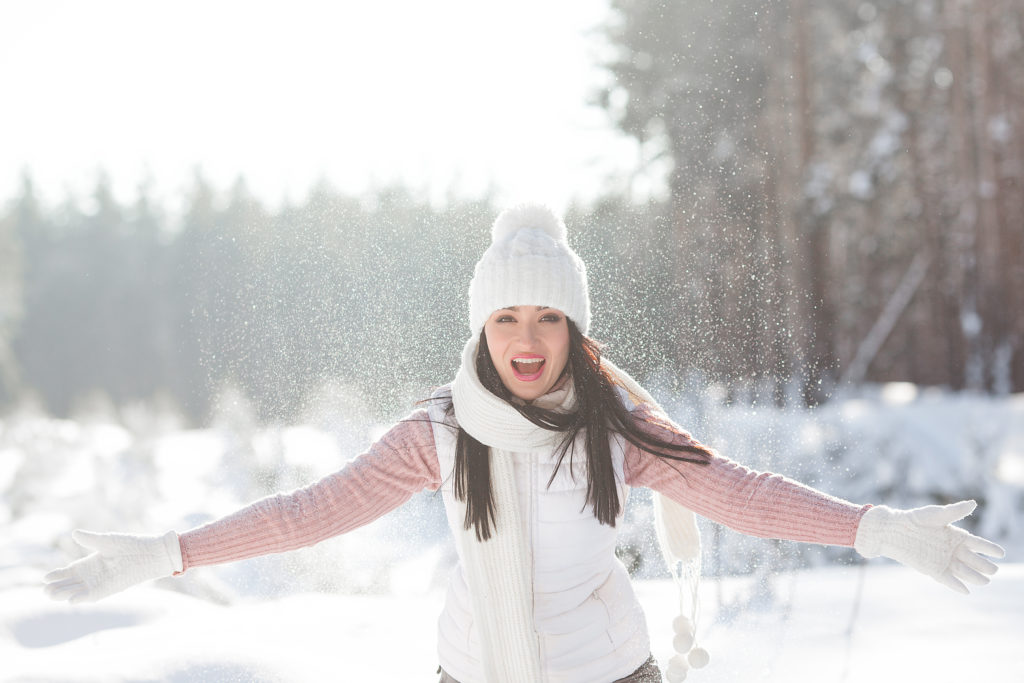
[{"xmin": 426, "ymin": 390, "xmax": 652, "ymax": 683}]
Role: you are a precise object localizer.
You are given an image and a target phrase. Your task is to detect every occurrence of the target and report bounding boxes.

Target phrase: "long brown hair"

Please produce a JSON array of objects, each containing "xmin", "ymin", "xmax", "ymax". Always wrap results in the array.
[{"xmin": 447, "ymin": 318, "xmax": 713, "ymax": 541}]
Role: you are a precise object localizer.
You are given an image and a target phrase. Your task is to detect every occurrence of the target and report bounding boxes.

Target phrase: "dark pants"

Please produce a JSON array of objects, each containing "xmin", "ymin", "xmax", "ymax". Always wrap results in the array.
[{"xmin": 438, "ymin": 654, "xmax": 662, "ymax": 682}]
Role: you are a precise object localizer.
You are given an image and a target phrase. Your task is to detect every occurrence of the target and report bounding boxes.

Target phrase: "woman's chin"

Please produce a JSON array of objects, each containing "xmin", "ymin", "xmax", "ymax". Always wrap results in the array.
[{"xmin": 504, "ymin": 378, "xmax": 550, "ymax": 401}]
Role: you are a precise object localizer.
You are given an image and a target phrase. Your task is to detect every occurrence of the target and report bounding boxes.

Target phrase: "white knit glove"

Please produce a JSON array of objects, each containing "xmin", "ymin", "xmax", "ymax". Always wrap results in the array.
[
  {"xmin": 43, "ymin": 529, "xmax": 183, "ymax": 604},
  {"xmin": 854, "ymin": 500, "xmax": 1004, "ymax": 594}
]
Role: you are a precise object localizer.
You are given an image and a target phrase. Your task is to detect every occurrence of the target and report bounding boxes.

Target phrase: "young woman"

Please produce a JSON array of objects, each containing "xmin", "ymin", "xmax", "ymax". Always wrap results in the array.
[{"xmin": 45, "ymin": 204, "xmax": 1004, "ymax": 683}]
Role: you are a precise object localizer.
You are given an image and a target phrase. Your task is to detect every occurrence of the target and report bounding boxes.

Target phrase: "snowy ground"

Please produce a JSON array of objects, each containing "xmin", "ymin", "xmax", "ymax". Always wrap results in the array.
[
  {"xmin": 2, "ymin": 386, "xmax": 1023, "ymax": 681},
  {"xmin": 3, "ymin": 562, "xmax": 1022, "ymax": 682}
]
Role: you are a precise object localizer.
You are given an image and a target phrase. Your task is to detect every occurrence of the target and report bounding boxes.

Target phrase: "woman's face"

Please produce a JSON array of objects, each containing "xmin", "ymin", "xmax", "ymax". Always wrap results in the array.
[{"xmin": 483, "ymin": 306, "xmax": 570, "ymax": 401}]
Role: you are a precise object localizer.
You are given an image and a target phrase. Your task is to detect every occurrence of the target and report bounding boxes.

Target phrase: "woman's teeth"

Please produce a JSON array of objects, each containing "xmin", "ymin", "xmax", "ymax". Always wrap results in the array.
[{"xmin": 512, "ymin": 358, "xmax": 545, "ymax": 378}]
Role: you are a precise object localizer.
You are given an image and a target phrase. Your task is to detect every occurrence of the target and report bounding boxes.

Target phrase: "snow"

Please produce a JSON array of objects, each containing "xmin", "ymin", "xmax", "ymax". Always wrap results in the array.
[
  {"xmin": 4, "ymin": 565, "xmax": 1022, "ymax": 682},
  {"xmin": 2, "ymin": 577, "xmax": 443, "ymax": 682},
  {"xmin": 2, "ymin": 386, "xmax": 1023, "ymax": 681}
]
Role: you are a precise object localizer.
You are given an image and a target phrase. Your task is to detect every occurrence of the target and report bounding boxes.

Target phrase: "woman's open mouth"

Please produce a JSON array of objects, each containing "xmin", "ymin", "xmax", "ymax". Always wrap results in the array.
[{"xmin": 511, "ymin": 355, "xmax": 546, "ymax": 381}]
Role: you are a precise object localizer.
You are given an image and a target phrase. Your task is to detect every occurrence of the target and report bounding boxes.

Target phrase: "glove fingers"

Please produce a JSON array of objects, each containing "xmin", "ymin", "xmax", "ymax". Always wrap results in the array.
[
  {"xmin": 46, "ymin": 586, "xmax": 85, "ymax": 602},
  {"xmin": 950, "ymin": 558, "xmax": 991, "ymax": 587},
  {"xmin": 909, "ymin": 500, "xmax": 976, "ymax": 527},
  {"xmin": 956, "ymin": 545, "xmax": 1000, "ymax": 576},
  {"xmin": 44, "ymin": 578, "xmax": 86, "ymax": 601},
  {"xmin": 68, "ymin": 589, "xmax": 98, "ymax": 604},
  {"xmin": 43, "ymin": 576, "xmax": 81, "ymax": 591},
  {"xmin": 963, "ymin": 533, "xmax": 1005, "ymax": 559},
  {"xmin": 43, "ymin": 566, "xmax": 77, "ymax": 583},
  {"xmin": 934, "ymin": 572, "xmax": 969, "ymax": 594},
  {"xmin": 71, "ymin": 529, "xmax": 116, "ymax": 553}
]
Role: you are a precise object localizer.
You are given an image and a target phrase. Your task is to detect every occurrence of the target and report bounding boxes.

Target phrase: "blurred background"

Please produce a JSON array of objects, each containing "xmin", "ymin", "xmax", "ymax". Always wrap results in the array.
[
  {"xmin": 2, "ymin": 0, "xmax": 1022, "ymax": 425},
  {"xmin": 2, "ymin": 0, "xmax": 1023, "ymax": 604}
]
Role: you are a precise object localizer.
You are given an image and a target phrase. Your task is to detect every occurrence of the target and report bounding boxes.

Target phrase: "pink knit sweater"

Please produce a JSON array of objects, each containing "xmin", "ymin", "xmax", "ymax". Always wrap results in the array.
[{"xmin": 178, "ymin": 408, "xmax": 868, "ymax": 571}]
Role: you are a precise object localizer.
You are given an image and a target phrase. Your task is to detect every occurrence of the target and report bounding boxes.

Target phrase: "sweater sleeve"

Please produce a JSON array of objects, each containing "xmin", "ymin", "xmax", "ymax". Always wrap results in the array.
[
  {"xmin": 623, "ymin": 406, "xmax": 869, "ymax": 547},
  {"xmin": 177, "ymin": 408, "xmax": 441, "ymax": 571}
]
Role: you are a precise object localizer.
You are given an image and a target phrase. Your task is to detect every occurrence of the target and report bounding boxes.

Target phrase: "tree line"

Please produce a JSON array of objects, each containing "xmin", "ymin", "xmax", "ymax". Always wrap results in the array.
[
  {"xmin": 0, "ymin": 178, "xmax": 496, "ymax": 423},
  {"xmin": 598, "ymin": 0, "xmax": 1023, "ymax": 401},
  {"xmin": 1, "ymin": 0, "xmax": 1021, "ymax": 423}
]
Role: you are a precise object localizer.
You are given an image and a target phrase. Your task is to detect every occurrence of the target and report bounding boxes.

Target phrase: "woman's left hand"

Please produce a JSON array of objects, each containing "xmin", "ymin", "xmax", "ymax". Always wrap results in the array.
[{"xmin": 854, "ymin": 500, "xmax": 1005, "ymax": 594}]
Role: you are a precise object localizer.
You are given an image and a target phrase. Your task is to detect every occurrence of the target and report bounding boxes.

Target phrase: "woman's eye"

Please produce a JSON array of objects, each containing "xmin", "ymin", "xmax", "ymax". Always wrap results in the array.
[
  {"xmin": 496, "ymin": 315, "xmax": 515, "ymax": 323},
  {"xmin": 541, "ymin": 314, "xmax": 562, "ymax": 323}
]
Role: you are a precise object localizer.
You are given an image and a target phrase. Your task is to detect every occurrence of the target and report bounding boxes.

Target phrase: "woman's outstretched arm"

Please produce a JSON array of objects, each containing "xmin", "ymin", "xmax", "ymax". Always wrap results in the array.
[
  {"xmin": 624, "ymin": 419, "xmax": 869, "ymax": 547},
  {"xmin": 179, "ymin": 410, "xmax": 440, "ymax": 570},
  {"xmin": 624, "ymin": 404, "xmax": 1003, "ymax": 592},
  {"xmin": 44, "ymin": 410, "xmax": 440, "ymax": 602}
]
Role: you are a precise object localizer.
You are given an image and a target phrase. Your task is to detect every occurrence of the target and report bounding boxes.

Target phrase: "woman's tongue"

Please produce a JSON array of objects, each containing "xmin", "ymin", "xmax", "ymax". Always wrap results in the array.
[{"xmin": 512, "ymin": 357, "xmax": 545, "ymax": 378}]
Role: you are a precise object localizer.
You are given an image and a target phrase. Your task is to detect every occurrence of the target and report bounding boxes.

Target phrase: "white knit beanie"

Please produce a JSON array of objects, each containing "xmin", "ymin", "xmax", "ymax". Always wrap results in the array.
[{"xmin": 468, "ymin": 204, "xmax": 590, "ymax": 335}]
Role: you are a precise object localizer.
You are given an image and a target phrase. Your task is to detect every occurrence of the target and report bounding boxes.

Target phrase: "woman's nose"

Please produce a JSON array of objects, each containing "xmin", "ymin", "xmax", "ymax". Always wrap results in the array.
[{"xmin": 519, "ymin": 323, "xmax": 538, "ymax": 345}]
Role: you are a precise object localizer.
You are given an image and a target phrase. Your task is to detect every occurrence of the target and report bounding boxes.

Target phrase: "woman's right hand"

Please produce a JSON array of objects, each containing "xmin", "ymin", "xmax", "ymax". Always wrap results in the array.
[{"xmin": 43, "ymin": 529, "xmax": 183, "ymax": 603}]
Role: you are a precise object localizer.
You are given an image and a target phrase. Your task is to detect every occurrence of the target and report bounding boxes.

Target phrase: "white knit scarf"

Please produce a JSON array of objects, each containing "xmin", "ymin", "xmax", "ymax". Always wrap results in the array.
[{"xmin": 450, "ymin": 337, "xmax": 705, "ymax": 682}]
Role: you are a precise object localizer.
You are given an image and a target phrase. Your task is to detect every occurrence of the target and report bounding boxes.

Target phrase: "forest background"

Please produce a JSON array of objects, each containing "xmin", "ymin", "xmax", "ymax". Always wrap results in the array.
[{"xmin": 1, "ymin": 0, "xmax": 1022, "ymax": 427}]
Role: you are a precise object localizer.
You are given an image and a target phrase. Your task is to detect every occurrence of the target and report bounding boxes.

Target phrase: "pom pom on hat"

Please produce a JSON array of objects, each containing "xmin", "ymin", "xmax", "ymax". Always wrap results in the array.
[
  {"xmin": 491, "ymin": 204, "xmax": 567, "ymax": 244},
  {"xmin": 468, "ymin": 203, "xmax": 590, "ymax": 335}
]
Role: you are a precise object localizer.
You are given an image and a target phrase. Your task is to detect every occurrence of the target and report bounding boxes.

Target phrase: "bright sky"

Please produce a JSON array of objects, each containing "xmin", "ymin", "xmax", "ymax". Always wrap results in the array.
[{"xmin": 0, "ymin": 0, "xmax": 646, "ymax": 213}]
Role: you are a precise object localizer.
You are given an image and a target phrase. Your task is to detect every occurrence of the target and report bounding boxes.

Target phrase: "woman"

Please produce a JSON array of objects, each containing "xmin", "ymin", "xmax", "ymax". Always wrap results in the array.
[{"xmin": 45, "ymin": 204, "xmax": 1004, "ymax": 683}]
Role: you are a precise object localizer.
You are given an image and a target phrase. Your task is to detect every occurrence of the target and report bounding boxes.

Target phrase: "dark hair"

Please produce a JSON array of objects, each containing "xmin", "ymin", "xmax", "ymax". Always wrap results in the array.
[{"xmin": 450, "ymin": 318, "xmax": 713, "ymax": 541}]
